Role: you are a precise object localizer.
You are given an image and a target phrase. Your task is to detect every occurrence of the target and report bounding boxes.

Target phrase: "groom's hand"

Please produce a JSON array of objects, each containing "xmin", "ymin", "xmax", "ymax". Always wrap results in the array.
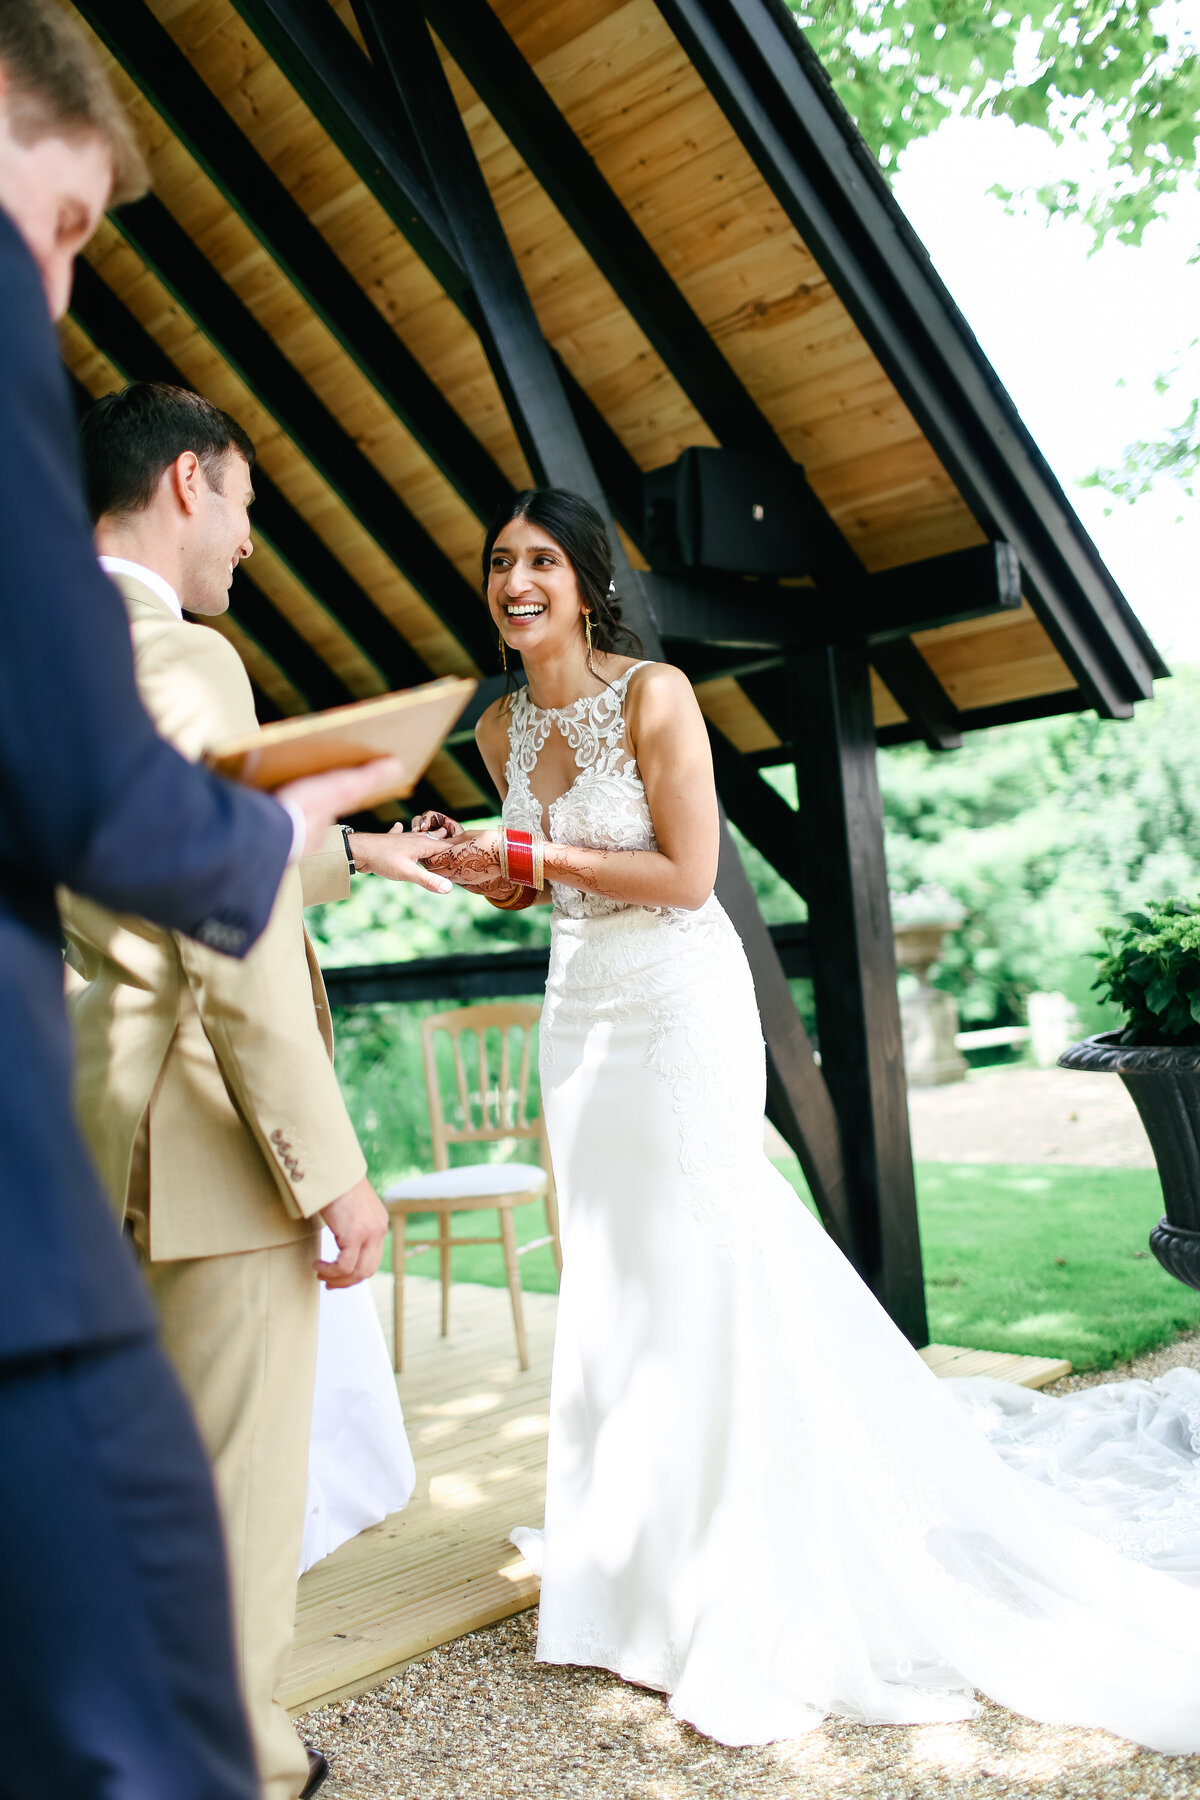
[
  {"xmin": 346, "ymin": 823, "xmax": 454, "ymax": 893},
  {"xmin": 317, "ymin": 1175, "xmax": 389, "ymax": 1287}
]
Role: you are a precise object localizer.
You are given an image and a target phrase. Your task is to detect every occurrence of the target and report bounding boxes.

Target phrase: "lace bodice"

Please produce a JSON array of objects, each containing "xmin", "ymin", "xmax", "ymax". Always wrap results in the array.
[{"xmin": 502, "ymin": 662, "xmax": 685, "ymax": 921}]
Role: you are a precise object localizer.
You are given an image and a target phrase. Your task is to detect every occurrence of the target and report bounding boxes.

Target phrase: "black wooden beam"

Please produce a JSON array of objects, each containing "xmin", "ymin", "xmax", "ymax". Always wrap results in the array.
[
  {"xmin": 227, "ymin": 0, "xmax": 649, "ymax": 543},
  {"xmin": 869, "ymin": 640, "xmax": 962, "ymax": 753},
  {"xmin": 76, "ymin": 0, "xmax": 512, "ymax": 527},
  {"xmin": 652, "ymin": 0, "xmax": 1162, "ymax": 714},
  {"xmin": 229, "ymin": 0, "xmax": 467, "ymax": 304},
  {"xmin": 714, "ymin": 820, "xmax": 852, "ymax": 1253},
  {"xmin": 249, "ymin": 679, "xmax": 285, "ymax": 724},
  {"xmin": 428, "ymin": 0, "xmax": 862, "ymax": 583},
  {"xmin": 107, "ymin": 194, "xmax": 494, "ymax": 670},
  {"xmin": 358, "ymin": 1, "xmax": 659, "ymax": 645},
  {"xmin": 708, "ymin": 726, "xmax": 807, "ymax": 898},
  {"xmin": 876, "ymin": 686, "xmax": 1093, "ymax": 746},
  {"xmin": 69, "ymin": 260, "xmax": 436, "ymax": 692},
  {"xmin": 227, "ymin": 568, "xmax": 352, "ymax": 712},
  {"xmin": 428, "ymin": 0, "xmax": 780, "ymax": 460},
  {"xmin": 644, "ymin": 542, "xmax": 1021, "ymax": 651},
  {"xmin": 856, "ymin": 541, "xmax": 1022, "ymax": 642},
  {"xmin": 787, "ymin": 642, "xmax": 928, "ymax": 1343}
]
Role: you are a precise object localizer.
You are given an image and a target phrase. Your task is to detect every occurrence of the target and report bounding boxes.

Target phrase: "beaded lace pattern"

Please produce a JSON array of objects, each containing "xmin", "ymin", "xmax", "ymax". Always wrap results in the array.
[{"xmin": 501, "ymin": 662, "xmax": 681, "ymax": 922}]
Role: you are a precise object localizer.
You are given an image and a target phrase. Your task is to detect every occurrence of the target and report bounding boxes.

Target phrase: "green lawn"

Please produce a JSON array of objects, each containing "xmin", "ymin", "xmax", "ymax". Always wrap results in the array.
[{"xmin": 393, "ymin": 1160, "xmax": 1200, "ymax": 1371}]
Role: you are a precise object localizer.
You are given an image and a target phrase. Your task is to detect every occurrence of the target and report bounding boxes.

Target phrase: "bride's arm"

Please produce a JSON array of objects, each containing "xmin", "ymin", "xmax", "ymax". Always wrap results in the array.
[{"xmin": 427, "ymin": 666, "xmax": 719, "ymax": 912}]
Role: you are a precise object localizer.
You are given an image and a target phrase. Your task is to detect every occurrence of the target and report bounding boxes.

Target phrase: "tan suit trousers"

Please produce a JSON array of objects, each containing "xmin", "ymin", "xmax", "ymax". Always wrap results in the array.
[{"xmin": 135, "ymin": 1207, "xmax": 319, "ymax": 1800}]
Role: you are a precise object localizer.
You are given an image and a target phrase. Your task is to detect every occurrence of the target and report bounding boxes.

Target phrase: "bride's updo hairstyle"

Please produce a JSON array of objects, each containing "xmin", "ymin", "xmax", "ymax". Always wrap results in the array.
[{"xmin": 482, "ymin": 487, "xmax": 642, "ymax": 694}]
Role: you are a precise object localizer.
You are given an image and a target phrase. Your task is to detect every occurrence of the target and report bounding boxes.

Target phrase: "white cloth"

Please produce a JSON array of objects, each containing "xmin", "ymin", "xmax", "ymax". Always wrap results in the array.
[
  {"xmin": 97, "ymin": 555, "xmax": 306, "ymax": 861},
  {"xmin": 504, "ymin": 666, "xmax": 1200, "ymax": 1754},
  {"xmin": 301, "ymin": 1229, "xmax": 415, "ymax": 1574}
]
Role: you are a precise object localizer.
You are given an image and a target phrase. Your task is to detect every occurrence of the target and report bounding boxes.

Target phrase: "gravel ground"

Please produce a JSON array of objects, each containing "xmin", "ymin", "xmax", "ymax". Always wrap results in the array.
[
  {"xmin": 299, "ymin": 1326, "xmax": 1200, "ymax": 1800},
  {"xmin": 906, "ymin": 1065, "xmax": 1154, "ymax": 1168}
]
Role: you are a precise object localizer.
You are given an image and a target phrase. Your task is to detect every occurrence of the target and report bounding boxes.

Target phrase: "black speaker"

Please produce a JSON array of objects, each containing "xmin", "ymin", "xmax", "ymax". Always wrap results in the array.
[{"xmin": 643, "ymin": 448, "xmax": 814, "ymax": 576}]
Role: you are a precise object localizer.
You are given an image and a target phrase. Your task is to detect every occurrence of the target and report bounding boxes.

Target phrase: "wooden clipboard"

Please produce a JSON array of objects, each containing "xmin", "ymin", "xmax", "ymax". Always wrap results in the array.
[{"xmin": 204, "ymin": 676, "xmax": 477, "ymax": 811}]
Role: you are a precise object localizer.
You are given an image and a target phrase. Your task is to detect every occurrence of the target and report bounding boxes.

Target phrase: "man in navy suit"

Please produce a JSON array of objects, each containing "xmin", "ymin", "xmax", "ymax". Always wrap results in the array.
[{"xmin": 0, "ymin": 7, "xmax": 402, "ymax": 1795}]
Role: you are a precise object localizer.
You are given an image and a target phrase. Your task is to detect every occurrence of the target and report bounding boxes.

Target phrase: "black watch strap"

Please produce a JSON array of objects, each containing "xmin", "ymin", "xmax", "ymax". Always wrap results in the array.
[{"xmin": 339, "ymin": 823, "xmax": 356, "ymax": 874}]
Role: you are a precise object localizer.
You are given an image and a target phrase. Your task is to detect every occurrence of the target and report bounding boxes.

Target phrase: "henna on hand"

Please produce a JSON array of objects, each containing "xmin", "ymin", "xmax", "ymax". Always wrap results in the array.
[{"xmin": 422, "ymin": 830, "xmax": 503, "ymax": 887}]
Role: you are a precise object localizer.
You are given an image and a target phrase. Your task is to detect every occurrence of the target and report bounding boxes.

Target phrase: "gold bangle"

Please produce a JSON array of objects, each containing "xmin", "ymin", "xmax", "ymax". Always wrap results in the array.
[
  {"xmin": 497, "ymin": 831, "xmax": 510, "ymax": 884},
  {"xmin": 531, "ymin": 832, "xmax": 545, "ymax": 892}
]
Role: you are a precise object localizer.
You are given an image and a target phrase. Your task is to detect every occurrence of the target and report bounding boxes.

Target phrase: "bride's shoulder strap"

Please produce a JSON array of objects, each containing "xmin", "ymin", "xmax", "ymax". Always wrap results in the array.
[{"xmin": 615, "ymin": 659, "xmax": 652, "ymax": 693}]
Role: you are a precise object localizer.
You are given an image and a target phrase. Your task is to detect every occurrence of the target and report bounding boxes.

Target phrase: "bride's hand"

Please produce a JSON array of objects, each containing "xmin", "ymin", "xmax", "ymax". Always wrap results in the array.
[
  {"xmin": 422, "ymin": 829, "xmax": 504, "ymax": 889},
  {"xmin": 410, "ymin": 809, "xmax": 464, "ymax": 840}
]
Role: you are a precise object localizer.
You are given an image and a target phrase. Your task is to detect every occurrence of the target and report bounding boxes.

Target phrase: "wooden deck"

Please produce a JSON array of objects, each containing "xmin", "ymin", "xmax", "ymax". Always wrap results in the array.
[{"xmin": 283, "ymin": 1277, "xmax": 1071, "ymax": 1714}]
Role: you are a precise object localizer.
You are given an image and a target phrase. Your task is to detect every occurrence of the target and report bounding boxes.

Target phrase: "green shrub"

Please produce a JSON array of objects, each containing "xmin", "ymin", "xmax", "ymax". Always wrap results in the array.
[{"xmin": 1094, "ymin": 897, "xmax": 1200, "ymax": 1044}]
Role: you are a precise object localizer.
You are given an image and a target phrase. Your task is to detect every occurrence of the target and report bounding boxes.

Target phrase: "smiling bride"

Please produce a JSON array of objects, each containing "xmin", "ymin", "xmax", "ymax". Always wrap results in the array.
[{"xmin": 411, "ymin": 485, "xmax": 1200, "ymax": 1755}]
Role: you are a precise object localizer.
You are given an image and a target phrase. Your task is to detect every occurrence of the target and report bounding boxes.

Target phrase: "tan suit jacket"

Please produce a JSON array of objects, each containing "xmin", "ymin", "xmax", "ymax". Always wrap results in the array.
[{"xmin": 61, "ymin": 574, "xmax": 366, "ymax": 1261}]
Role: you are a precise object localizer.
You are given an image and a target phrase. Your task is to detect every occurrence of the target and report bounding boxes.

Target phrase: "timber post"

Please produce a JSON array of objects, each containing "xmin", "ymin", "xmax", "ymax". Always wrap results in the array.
[{"xmin": 788, "ymin": 642, "xmax": 929, "ymax": 1345}]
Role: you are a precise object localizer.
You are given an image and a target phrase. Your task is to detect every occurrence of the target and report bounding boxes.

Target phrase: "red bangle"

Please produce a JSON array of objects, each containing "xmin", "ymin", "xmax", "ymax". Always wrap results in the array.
[
  {"xmin": 504, "ymin": 829, "xmax": 536, "ymax": 888},
  {"xmin": 485, "ymin": 882, "xmax": 538, "ymax": 911}
]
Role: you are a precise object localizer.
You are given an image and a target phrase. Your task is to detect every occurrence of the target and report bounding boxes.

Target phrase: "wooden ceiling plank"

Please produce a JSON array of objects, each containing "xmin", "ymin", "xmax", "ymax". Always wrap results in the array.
[
  {"xmin": 107, "ymin": 191, "xmax": 495, "ymax": 668},
  {"xmin": 434, "ymin": 11, "xmax": 864, "ymax": 586},
  {"xmin": 226, "ymin": 0, "xmax": 649, "ymax": 545},
  {"xmin": 868, "ymin": 641, "xmax": 962, "ymax": 752},
  {"xmin": 358, "ymin": 0, "xmax": 655, "ymax": 620},
  {"xmin": 69, "ymin": 256, "xmax": 445, "ymax": 694},
  {"xmin": 429, "ymin": 0, "xmax": 787, "ymax": 460},
  {"xmin": 76, "ymin": 0, "xmax": 512, "ymax": 525},
  {"xmin": 651, "ymin": 0, "xmax": 1158, "ymax": 716}
]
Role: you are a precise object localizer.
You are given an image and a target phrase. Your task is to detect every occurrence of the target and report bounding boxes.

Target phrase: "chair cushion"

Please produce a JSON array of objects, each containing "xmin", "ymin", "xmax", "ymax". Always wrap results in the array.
[{"xmin": 383, "ymin": 1163, "xmax": 547, "ymax": 1203}]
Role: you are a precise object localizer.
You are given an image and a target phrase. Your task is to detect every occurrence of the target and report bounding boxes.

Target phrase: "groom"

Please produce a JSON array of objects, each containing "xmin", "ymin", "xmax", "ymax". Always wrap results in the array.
[{"xmin": 64, "ymin": 381, "xmax": 449, "ymax": 1800}]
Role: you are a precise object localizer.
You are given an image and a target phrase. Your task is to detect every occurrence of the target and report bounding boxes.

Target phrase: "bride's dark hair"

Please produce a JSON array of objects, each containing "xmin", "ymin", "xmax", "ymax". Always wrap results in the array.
[{"xmin": 482, "ymin": 488, "xmax": 642, "ymax": 694}]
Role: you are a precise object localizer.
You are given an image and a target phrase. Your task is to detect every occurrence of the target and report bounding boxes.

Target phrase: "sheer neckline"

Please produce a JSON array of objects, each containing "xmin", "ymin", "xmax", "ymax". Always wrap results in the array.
[{"xmin": 517, "ymin": 661, "xmax": 650, "ymax": 720}]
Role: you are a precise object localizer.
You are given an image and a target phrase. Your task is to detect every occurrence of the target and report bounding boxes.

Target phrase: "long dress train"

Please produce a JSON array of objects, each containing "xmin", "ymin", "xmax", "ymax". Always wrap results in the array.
[{"xmin": 502, "ymin": 664, "xmax": 1200, "ymax": 1753}]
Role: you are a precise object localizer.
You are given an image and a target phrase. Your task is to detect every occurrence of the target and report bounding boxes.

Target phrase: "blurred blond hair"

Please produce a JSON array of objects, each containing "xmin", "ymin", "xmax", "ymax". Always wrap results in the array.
[{"xmin": 0, "ymin": 0, "xmax": 147, "ymax": 203}]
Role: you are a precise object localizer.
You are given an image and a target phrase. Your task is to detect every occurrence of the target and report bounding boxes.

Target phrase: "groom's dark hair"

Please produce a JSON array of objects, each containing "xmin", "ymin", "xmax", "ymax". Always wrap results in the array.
[{"xmin": 80, "ymin": 382, "xmax": 256, "ymax": 523}]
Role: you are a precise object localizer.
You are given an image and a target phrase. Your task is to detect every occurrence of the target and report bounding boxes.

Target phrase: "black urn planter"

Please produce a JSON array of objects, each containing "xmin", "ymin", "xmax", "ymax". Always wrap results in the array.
[{"xmin": 1059, "ymin": 1032, "xmax": 1200, "ymax": 1291}]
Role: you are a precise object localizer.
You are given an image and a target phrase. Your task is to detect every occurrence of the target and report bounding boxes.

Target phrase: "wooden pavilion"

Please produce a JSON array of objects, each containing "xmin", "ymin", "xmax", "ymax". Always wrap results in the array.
[{"xmin": 63, "ymin": 0, "xmax": 1162, "ymax": 1348}]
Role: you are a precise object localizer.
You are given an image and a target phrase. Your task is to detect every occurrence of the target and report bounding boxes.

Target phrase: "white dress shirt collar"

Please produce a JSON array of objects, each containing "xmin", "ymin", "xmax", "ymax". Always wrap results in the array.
[
  {"xmin": 98, "ymin": 556, "xmax": 183, "ymax": 621},
  {"xmin": 97, "ymin": 554, "xmax": 307, "ymax": 865}
]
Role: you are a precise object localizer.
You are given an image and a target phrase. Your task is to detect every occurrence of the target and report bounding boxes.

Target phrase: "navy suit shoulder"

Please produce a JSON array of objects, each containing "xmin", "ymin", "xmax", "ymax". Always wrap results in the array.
[{"xmin": 0, "ymin": 207, "xmax": 290, "ymax": 1359}]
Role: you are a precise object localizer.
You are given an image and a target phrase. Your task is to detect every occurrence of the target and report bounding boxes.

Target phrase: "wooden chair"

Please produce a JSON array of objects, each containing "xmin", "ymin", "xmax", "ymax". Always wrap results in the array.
[{"xmin": 382, "ymin": 1002, "xmax": 560, "ymax": 1372}]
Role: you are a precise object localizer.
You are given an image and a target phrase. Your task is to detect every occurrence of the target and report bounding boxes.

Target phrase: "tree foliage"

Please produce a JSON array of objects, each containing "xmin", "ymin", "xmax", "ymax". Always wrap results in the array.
[
  {"xmin": 791, "ymin": 0, "xmax": 1200, "ymax": 245},
  {"xmin": 871, "ymin": 665, "xmax": 1200, "ymax": 1029},
  {"xmin": 790, "ymin": 0, "xmax": 1200, "ymax": 498}
]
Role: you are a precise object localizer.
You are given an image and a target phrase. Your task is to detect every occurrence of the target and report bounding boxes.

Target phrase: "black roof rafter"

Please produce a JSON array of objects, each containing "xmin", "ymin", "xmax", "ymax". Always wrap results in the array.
[
  {"xmin": 356, "ymin": 0, "xmax": 665, "ymax": 656},
  {"xmin": 70, "ymin": 258, "xmax": 439, "ymax": 694},
  {"xmin": 868, "ymin": 641, "xmax": 962, "ymax": 752},
  {"xmin": 108, "ymin": 193, "xmax": 495, "ymax": 670},
  {"xmin": 652, "ymin": 0, "xmax": 1164, "ymax": 715},
  {"xmin": 427, "ymin": 0, "xmax": 863, "ymax": 588},
  {"xmin": 73, "ymin": 0, "xmax": 513, "ymax": 524},
  {"xmin": 227, "ymin": 0, "xmax": 652, "ymax": 545},
  {"xmin": 428, "ymin": 0, "xmax": 782, "ymax": 460}
]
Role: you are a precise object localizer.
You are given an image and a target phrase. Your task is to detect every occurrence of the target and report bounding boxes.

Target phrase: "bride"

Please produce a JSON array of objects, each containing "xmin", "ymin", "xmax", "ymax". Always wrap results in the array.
[{"xmin": 410, "ymin": 485, "xmax": 1200, "ymax": 1754}]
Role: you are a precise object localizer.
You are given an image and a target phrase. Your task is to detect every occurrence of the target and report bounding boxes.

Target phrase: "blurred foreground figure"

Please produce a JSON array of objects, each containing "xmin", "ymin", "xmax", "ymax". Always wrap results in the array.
[{"xmin": 0, "ymin": 8, "xmax": 398, "ymax": 1795}]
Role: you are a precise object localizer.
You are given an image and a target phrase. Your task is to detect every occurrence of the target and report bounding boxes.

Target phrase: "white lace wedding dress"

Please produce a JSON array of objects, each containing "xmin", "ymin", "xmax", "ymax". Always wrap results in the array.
[{"xmin": 504, "ymin": 664, "xmax": 1200, "ymax": 1753}]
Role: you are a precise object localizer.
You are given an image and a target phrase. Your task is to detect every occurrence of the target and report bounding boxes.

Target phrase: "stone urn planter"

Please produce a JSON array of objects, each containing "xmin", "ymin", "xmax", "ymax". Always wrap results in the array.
[
  {"xmin": 1058, "ymin": 1032, "xmax": 1200, "ymax": 1290},
  {"xmin": 894, "ymin": 920, "xmax": 967, "ymax": 1087}
]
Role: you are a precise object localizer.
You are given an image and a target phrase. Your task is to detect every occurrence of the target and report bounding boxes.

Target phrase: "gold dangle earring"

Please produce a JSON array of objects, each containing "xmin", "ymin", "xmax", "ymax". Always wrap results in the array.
[
  {"xmin": 584, "ymin": 611, "xmax": 596, "ymax": 674},
  {"xmin": 498, "ymin": 632, "xmax": 507, "ymax": 671}
]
